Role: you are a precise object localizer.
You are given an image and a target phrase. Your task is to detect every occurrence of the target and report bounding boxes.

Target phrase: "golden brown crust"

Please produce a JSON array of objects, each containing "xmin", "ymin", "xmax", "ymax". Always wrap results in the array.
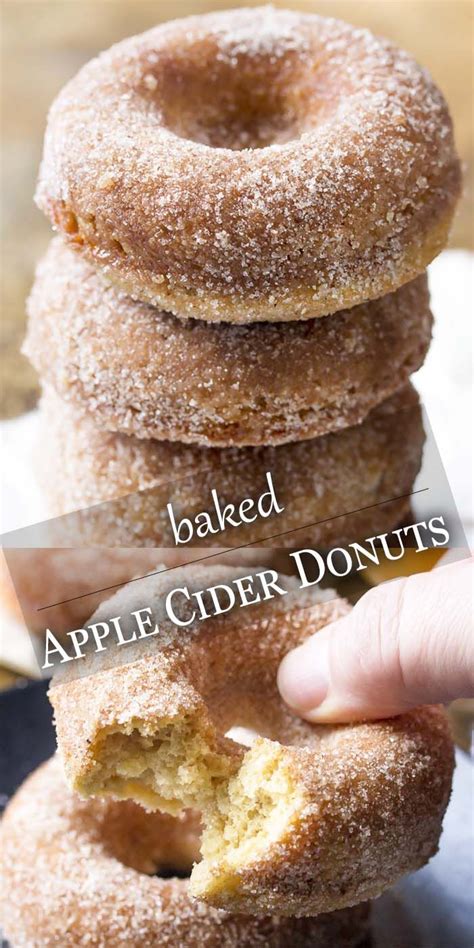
[
  {"xmin": 35, "ymin": 7, "xmax": 461, "ymax": 323},
  {"xmin": 0, "ymin": 757, "xmax": 371, "ymax": 946},
  {"xmin": 25, "ymin": 239, "xmax": 432, "ymax": 446},
  {"xmin": 37, "ymin": 385, "xmax": 424, "ymax": 548},
  {"xmin": 49, "ymin": 565, "xmax": 454, "ymax": 917}
]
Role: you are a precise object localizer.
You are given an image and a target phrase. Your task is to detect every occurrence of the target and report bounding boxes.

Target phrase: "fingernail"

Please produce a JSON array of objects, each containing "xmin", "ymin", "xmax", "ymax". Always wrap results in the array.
[{"xmin": 278, "ymin": 638, "xmax": 329, "ymax": 713}]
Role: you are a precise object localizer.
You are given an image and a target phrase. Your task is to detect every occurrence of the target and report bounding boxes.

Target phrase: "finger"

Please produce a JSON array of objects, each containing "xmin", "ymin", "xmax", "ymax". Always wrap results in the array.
[{"xmin": 278, "ymin": 557, "xmax": 474, "ymax": 722}]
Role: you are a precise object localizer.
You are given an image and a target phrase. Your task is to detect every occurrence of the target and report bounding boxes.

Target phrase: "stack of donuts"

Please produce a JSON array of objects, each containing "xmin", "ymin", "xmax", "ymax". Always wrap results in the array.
[
  {"xmin": 0, "ymin": 11, "xmax": 462, "ymax": 944},
  {"xmin": 23, "ymin": 5, "xmax": 460, "ymax": 548}
]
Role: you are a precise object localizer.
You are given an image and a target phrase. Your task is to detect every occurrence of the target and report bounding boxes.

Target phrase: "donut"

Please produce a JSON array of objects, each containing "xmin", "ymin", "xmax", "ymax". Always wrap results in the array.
[
  {"xmin": 0, "ymin": 757, "xmax": 371, "ymax": 947},
  {"xmin": 49, "ymin": 563, "xmax": 454, "ymax": 916},
  {"xmin": 37, "ymin": 384, "xmax": 424, "ymax": 549},
  {"xmin": 25, "ymin": 239, "xmax": 432, "ymax": 447},
  {"xmin": 35, "ymin": 7, "xmax": 460, "ymax": 323}
]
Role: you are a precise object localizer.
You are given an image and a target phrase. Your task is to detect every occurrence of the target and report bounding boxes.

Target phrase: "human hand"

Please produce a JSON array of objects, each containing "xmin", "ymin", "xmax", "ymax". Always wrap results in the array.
[{"xmin": 278, "ymin": 556, "xmax": 474, "ymax": 722}]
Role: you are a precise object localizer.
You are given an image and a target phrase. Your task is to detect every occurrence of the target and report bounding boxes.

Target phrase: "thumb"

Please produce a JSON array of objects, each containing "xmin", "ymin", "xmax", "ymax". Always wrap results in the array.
[{"xmin": 278, "ymin": 556, "xmax": 474, "ymax": 722}]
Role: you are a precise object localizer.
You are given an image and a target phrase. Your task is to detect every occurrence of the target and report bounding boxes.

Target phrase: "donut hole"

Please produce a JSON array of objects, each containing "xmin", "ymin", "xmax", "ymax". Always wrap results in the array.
[
  {"xmin": 99, "ymin": 799, "xmax": 200, "ymax": 878},
  {"xmin": 225, "ymin": 724, "xmax": 259, "ymax": 747},
  {"xmin": 138, "ymin": 40, "xmax": 339, "ymax": 150},
  {"xmin": 157, "ymin": 865, "xmax": 192, "ymax": 880},
  {"xmin": 78, "ymin": 719, "xmax": 302, "ymax": 897}
]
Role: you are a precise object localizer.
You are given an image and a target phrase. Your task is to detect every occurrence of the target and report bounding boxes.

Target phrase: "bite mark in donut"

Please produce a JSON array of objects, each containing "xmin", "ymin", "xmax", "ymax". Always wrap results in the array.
[
  {"xmin": 0, "ymin": 756, "xmax": 372, "ymax": 947},
  {"xmin": 49, "ymin": 565, "xmax": 454, "ymax": 917}
]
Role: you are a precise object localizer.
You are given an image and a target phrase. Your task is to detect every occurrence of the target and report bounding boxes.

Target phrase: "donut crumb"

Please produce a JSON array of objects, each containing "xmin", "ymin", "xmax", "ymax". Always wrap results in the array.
[
  {"xmin": 75, "ymin": 719, "xmax": 302, "ymax": 903},
  {"xmin": 193, "ymin": 740, "xmax": 302, "ymax": 900}
]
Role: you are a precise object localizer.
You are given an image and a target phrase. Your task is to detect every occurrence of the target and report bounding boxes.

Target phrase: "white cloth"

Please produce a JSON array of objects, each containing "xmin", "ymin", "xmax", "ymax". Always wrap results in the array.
[
  {"xmin": 413, "ymin": 249, "xmax": 474, "ymax": 545},
  {"xmin": 372, "ymin": 749, "xmax": 474, "ymax": 948}
]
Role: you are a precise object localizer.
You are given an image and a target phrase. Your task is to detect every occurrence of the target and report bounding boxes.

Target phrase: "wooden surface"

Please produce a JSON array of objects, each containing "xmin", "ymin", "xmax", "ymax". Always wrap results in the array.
[{"xmin": 1, "ymin": 0, "xmax": 472, "ymax": 417}]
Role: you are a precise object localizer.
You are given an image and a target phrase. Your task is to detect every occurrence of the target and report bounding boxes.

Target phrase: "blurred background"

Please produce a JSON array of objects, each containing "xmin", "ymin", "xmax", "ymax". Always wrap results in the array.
[{"xmin": 1, "ymin": 0, "xmax": 473, "ymax": 418}]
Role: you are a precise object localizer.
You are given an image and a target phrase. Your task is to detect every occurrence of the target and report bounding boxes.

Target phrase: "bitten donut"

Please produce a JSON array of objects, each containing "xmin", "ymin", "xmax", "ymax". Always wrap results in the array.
[
  {"xmin": 25, "ymin": 239, "xmax": 432, "ymax": 446},
  {"xmin": 37, "ymin": 385, "xmax": 424, "ymax": 548},
  {"xmin": 0, "ymin": 757, "xmax": 371, "ymax": 947},
  {"xmin": 36, "ymin": 7, "xmax": 460, "ymax": 323},
  {"xmin": 49, "ymin": 565, "xmax": 454, "ymax": 917}
]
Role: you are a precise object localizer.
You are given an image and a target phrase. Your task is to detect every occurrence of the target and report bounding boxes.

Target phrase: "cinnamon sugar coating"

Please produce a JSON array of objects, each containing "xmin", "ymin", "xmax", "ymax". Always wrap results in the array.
[
  {"xmin": 37, "ymin": 385, "xmax": 424, "ymax": 548},
  {"xmin": 49, "ymin": 566, "xmax": 454, "ymax": 916},
  {"xmin": 0, "ymin": 757, "xmax": 371, "ymax": 946},
  {"xmin": 26, "ymin": 239, "xmax": 432, "ymax": 446},
  {"xmin": 35, "ymin": 7, "xmax": 460, "ymax": 323}
]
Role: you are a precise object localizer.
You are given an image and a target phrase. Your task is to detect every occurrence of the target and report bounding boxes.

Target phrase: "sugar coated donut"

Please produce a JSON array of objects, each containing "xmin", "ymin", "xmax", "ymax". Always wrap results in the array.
[
  {"xmin": 0, "ymin": 757, "xmax": 371, "ymax": 946},
  {"xmin": 49, "ymin": 565, "xmax": 454, "ymax": 917},
  {"xmin": 25, "ymin": 239, "xmax": 432, "ymax": 446},
  {"xmin": 36, "ymin": 7, "xmax": 460, "ymax": 323},
  {"xmin": 37, "ymin": 385, "xmax": 424, "ymax": 548}
]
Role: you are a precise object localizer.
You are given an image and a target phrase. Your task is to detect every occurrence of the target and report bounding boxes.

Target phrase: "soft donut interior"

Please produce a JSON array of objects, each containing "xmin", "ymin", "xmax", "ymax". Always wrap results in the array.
[
  {"xmin": 78, "ymin": 716, "xmax": 303, "ymax": 897},
  {"xmin": 86, "ymin": 717, "xmax": 238, "ymax": 814},
  {"xmin": 192, "ymin": 739, "xmax": 304, "ymax": 900}
]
